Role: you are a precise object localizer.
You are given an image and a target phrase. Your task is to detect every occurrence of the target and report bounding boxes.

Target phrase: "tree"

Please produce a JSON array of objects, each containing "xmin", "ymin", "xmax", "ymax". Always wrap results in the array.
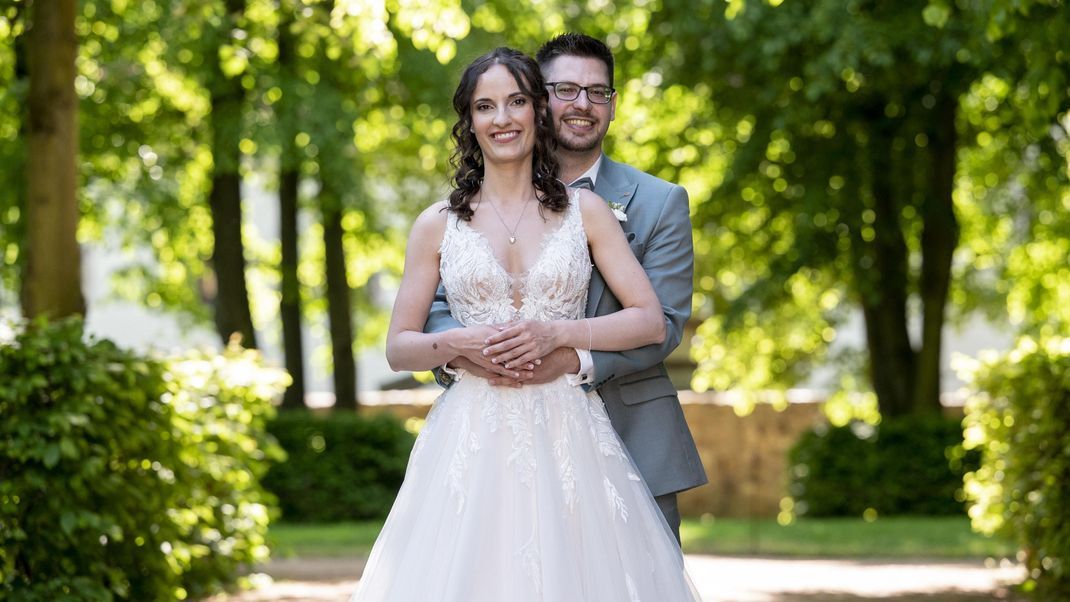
[
  {"xmin": 640, "ymin": 0, "xmax": 1069, "ymax": 418},
  {"xmin": 321, "ymin": 185, "xmax": 357, "ymax": 406},
  {"xmin": 204, "ymin": 0, "xmax": 257, "ymax": 347},
  {"xmin": 310, "ymin": 0, "xmax": 466, "ymax": 407},
  {"xmin": 70, "ymin": 0, "xmax": 219, "ymax": 329},
  {"xmin": 276, "ymin": 1, "xmax": 305, "ymax": 408},
  {"xmin": 20, "ymin": 0, "xmax": 84, "ymax": 319},
  {"xmin": 253, "ymin": 0, "xmax": 467, "ymax": 407},
  {"xmin": 951, "ymin": 0, "xmax": 1070, "ymax": 339}
]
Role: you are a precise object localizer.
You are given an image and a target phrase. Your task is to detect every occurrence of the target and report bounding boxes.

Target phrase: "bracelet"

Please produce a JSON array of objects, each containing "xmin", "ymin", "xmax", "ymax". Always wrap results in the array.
[{"xmin": 584, "ymin": 318, "xmax": 592, "ymax": 351}]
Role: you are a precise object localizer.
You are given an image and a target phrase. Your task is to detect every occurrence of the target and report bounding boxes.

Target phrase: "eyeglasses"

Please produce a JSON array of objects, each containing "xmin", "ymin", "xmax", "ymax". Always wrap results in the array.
[{"xmin": 545, "ymin": 82, "xmax": 615, "ymax": 104}]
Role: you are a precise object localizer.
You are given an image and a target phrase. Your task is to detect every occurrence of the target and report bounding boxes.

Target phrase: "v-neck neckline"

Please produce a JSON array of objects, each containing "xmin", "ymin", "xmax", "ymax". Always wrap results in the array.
[{"xmin": 460, "ymin": 214, "xmax": 568, "ymax": 280}]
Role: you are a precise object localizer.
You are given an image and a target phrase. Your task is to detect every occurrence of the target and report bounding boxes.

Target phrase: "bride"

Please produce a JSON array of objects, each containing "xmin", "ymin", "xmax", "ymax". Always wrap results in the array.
[{"xmin": 351, "ymin": 47, "xmax": 700, "ymax": 601}]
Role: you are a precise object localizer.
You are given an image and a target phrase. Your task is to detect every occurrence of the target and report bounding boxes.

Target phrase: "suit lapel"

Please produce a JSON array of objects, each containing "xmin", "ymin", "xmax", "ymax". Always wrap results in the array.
[{"xmin": 586, "ymin": 157, "xmax": 638, "ymax": 316}]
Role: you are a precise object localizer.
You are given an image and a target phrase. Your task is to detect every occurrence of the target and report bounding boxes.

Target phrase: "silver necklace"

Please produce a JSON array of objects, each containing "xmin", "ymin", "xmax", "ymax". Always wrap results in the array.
[{"xmin": 482, "ymin": 190, "xmax": 534, "ymax": 245}]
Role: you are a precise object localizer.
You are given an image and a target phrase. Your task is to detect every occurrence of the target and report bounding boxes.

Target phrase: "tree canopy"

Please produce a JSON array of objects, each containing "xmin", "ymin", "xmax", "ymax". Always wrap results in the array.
[
  {"xmin": 637, "ymin": 0, "xmax": 1070, "ymax": 418},
  {"xmin": 1, "ymin": 0, "xmax": 1067, "ymax": 415}
]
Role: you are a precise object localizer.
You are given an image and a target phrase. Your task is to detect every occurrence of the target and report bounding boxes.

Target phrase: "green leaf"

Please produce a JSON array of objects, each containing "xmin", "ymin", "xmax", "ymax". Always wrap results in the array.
[
  {"xmin": 60, "ymin": 511, "xmax": 78, "ymax": 535},
  {"xmin": 922, "ymin": 2, "xmax": 952, "ymax": 28},
  {"xmin": 42, "ymin": 443, "xmax": 60, "ymax": 468},
  {"xmin": 59, "ymin": 438, "xmax": 79, "ymax": 459}
]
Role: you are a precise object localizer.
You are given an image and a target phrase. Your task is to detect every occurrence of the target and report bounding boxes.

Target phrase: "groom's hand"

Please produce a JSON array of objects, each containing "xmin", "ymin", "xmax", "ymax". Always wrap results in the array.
[
  {"xmin": 520, "ymin": 347, "xmax": 581, "ymax": 385},
  {"xmin": 486, "ymin": 347, "xmax": 579, "ymax": 386},
  {"xmin": 486, "ymin": 369, "xmax": 533, "ymax": 387},
  {"xmin": 447, "ymin": 355, "xmax": 527, "ymax": 383}
]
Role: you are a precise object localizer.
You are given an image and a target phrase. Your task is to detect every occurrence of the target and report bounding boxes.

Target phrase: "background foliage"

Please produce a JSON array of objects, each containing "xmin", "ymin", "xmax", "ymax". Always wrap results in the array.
[
  {"xmin": 263, "ymin": 410, "xmax": 415, "ymax": 522},
  {"xmin": 961, "ymin": 337, "xmax": 1070, "ymax": 598},
  {"xmin": 0, "ymin": 318, "xmax": 287, "ymax": 600},
  {"xmin": 787, "ymin": 414, "xmax": 979, "ymax": 519},
  {"xmin": 637, "ymin": 0, "xmax": 1070, "ymax": 419}
]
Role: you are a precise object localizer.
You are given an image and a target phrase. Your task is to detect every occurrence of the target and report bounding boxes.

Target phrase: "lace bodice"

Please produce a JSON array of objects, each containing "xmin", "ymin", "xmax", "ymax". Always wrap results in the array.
[{"xmin": 439, "ymin": 190, "xmax": 591, "ymax": 326}]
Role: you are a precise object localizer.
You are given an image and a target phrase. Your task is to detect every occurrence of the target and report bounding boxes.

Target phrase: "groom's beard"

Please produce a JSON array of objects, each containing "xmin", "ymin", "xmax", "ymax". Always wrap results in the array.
[
  {"xmin": 555, "ymin": 112, "xmax": 609, "ymax": 154},
  {"xmin": 557, "ymin": 133, "xmax": 601, "ymax": 153}
]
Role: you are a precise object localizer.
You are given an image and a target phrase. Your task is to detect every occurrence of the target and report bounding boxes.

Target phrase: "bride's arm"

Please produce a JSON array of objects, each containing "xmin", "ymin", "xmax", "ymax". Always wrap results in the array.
[
  {"xmin": 483, "ymin": 190, "xmax": 664, "ymax": 368},
  {"xmin": 386, "ymin": 204, "xmax": 499, "ymax": 372}
]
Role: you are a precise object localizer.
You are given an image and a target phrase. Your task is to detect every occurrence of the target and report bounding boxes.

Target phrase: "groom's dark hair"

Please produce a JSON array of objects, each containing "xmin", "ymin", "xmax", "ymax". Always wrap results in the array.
[{"xmin": 535, "ymin": 33, "xmax": 615, "ymax": 88}]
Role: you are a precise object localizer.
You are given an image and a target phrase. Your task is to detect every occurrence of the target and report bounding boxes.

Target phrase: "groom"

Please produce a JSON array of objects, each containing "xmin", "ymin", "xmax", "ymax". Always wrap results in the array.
[{"xmin": 425, "ymin": 33, "xmax": 706, "ymax": 540}]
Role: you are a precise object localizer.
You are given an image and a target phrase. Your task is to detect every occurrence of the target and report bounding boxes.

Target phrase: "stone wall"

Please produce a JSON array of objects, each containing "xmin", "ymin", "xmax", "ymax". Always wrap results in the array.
[
  {"xmin": 675, "ymin": 391, "xmax": 825, "ymax": 517},
  {"xmin": 358, "ymin": 389, "xmax": 827, "ymax": 518}
]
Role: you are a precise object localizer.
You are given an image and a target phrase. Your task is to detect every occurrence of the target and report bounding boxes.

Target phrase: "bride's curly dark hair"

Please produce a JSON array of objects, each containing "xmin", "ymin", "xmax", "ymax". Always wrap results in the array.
[{"xmin": 448, "ymin": 47, "xmax": 568, "ymax": 221}]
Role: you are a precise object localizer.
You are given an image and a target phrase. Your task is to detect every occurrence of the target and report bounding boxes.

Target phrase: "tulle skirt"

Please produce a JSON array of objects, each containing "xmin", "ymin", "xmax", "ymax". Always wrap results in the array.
[{"xmin": 350, "ymin": 374, "xmax": 701, "ymax": 602}]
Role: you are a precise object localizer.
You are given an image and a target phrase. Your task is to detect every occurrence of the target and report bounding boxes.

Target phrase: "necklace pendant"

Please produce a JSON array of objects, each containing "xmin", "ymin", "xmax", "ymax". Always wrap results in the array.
[{"xmin": 509, "ymin": 236, "xmax": 516, "ymax": 244}]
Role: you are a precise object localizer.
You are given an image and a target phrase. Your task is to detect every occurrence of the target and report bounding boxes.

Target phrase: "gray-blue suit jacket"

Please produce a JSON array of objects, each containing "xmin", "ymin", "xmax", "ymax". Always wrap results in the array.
[{"xmin": 425, "ymin": 156, "xmax": 707, "ymax": 497}]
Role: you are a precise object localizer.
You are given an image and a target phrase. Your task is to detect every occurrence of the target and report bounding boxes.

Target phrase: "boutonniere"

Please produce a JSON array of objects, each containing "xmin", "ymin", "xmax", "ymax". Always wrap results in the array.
[{"xmin": 607, "ymin": 201, "xmax": 628, "ymax": 222}]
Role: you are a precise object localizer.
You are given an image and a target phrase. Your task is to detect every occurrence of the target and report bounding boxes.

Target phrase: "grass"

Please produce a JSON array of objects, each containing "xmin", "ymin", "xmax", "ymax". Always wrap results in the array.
[
  {"xmin": 268, "ymin": 516, "xmax": 1017, "ymax": 560},
  {"xmin": 268, "ymin": 520, "xmax": 385, "ymax": 558},
  {"xmin": 680, "ymin": 516, "xmax": 1017, "ymax": 559}
]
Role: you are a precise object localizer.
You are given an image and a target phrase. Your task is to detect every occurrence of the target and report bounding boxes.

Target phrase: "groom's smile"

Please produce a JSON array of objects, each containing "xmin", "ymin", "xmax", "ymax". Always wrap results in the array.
[{"xmin": 564, "ymin": 116, "xmax": 596, "ymax": 129}]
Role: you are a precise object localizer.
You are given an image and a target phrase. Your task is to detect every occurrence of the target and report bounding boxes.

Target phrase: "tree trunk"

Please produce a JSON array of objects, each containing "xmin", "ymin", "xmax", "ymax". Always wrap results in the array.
[
  {"xmin": 914, "ymin": 92, "xmax": 959, "ymax": 415},
  {"xmin": 323, "ymin": 197, "xmax": 357, "ymax": 409},
  {"xmin": 857, "ymin": 116, "xmax": 916, "ymax": 418},
  {"xmin": 206, "ymin": 0, "xmax": 257, "ymax": 348},
  {"xmin": 277, "ymin": 7, "xmax": 305, "ymax": 408},
  {"xmin": 279, "ymin": 168, "xmax": 304, "ymax": 407},
  {"xmin": 22, "ymin": 0, "xmax": 85, "ymax": 320}
]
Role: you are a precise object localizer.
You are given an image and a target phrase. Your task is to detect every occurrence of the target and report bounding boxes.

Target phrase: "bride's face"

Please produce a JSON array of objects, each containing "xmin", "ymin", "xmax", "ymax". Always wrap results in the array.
[{"xmin": 470, "ymin": 64, "xmax": 536, "ymax": 166}]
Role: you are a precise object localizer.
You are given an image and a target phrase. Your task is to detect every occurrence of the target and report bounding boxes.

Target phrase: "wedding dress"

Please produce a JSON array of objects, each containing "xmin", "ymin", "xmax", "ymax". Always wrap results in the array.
[{"xmin": 351, "ymin": 192, "xmax": 701, "ymax": 602}]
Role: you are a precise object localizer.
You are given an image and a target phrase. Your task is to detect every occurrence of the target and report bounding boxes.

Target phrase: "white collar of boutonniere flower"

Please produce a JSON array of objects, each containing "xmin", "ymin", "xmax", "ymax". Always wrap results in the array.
[{"xmin": 607, "ymin": 201, "xmax": 628, "ymax": 222}]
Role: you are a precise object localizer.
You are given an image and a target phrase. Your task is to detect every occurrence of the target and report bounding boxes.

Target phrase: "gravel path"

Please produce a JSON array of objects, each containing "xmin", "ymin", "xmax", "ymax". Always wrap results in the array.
[{"xmin": 207, "ymin": 555, "xmax": 1025, "ymax": 601}]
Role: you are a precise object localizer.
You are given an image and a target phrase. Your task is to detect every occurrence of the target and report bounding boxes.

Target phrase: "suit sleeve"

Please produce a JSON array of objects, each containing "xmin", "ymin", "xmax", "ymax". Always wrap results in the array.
[
  {"xmin": 424, "ymin": 283, "xmax": 463, "ymax": 387},
  {"xmin": 588, "ymin": 184, "xmax": 693, "ymax": 389}
]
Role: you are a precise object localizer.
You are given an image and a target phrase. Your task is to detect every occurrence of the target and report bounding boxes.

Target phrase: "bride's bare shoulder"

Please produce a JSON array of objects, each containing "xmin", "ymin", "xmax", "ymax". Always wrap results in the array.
[
  {"xmin": 407, "ymin": 200, "xmax": 451, "ymax": 251},
  {"xmin": 575, "ymin": 188, "xmax": 615, "ymax": 223}
]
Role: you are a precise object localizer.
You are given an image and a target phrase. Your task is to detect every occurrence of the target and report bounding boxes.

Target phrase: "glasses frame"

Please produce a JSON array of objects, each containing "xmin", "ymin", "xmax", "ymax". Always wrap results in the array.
[{"xmin": 545, "ymin": 81, "xmax": 616, "ymax": 105}]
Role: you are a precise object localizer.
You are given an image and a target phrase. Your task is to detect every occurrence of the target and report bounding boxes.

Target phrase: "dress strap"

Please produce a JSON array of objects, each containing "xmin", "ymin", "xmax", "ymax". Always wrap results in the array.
[
  {"xmin": 439, "ymin": 204, "xmax": 459, "ymax": 255},
  {"xmin": 565, "ymin": 187, "xmax": 589, "ymax": 247},
  {"xmin": 565, "ymin": 187, "xmax": 582, "ymax": 221}
]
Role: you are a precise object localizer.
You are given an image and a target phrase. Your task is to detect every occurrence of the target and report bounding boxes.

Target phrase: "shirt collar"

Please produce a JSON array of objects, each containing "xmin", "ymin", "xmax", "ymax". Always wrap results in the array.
[{"xmin": 569, "ymin": 154, "xmax": 604, "ymax": 188}]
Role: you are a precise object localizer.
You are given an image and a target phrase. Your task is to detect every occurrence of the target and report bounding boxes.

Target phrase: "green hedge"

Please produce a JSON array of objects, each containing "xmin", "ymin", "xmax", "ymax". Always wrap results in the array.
[
  {"xmin": 264, "ymin": 410, "xmax": 416, "ymax": 522},
  {"xmin": 788, "ymin": 413, "xmax": 978, "ymax": 517},
  {"xmin": 0, "ymin": 318, "xmax": 287, "ymax": 601},
  {"xmin": 962, "ymin": 337, "xmax": 1070, "ymax": 599}
]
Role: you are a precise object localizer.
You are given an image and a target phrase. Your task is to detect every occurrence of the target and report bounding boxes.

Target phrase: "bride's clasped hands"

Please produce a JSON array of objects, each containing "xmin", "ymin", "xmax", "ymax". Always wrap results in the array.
[{"xmin": 481, "ymin": 319, "xmax": 564, "ymax": 371}]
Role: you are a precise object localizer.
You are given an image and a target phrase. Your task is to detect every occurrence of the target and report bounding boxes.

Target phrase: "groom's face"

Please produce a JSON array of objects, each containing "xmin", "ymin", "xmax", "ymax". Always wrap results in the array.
[{"xmin": 542, "ymin": 55, "xmax": 616, "ymax": 154}]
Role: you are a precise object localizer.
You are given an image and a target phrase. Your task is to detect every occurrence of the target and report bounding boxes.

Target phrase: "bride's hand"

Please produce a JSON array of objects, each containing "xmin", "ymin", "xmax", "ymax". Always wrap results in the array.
[
  {"xmin": 449, "ymin": 324, "xmax": 505, "ymax": 358},
  {"xmin": 440, "ymin": 325, "xmax": 525, "ymax": 376},
  {"xmin": 482, "ymin": 320, "xmax": 559, "ymax": 369},
  {"xmin": 445, "ymin": 327, "xmax": 528, "ymax": 378}
]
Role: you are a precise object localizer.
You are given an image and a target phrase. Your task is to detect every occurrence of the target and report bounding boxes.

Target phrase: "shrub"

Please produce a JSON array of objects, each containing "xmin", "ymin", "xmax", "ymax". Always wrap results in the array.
[
  {"xmin": 0, "ymin": 318, "xmax": 287, "ymax": 601},
  {"xmin": 788, "ymin": 413, "xmax": 978, "ymax": 517},
  {"xmin": 961, "ymin": 337, "xmax": 1070, "ymax": 599},
  {"xmin": 162, "ymin": 340, "xmax": 288, "ymax": 597},
  {"xmin": 264, "ymin": 410, "xmax": 415, "ymax": 522}
]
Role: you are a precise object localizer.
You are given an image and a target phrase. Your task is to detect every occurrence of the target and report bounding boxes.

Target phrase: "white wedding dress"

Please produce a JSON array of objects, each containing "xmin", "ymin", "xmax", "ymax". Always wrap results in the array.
[{"xmin": 351, "ymin": 193, "xmax": 701, "ymax": 602}]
